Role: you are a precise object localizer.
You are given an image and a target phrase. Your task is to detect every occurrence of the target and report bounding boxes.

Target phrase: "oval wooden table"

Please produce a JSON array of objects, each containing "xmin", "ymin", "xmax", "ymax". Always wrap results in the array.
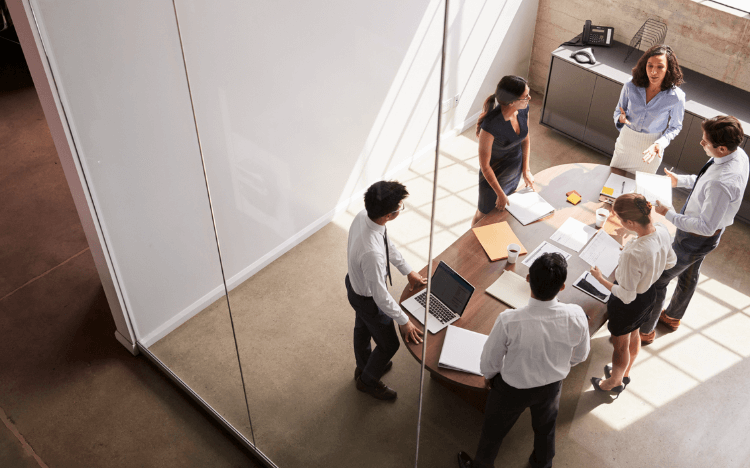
[{"xmin": 399, "ymin": 163, "xmax": 674, "ymax": 411}]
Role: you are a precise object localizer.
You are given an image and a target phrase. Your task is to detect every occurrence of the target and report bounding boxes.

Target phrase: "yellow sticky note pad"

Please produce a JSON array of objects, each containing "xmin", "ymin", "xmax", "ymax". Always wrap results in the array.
[
  {"xmin": 567, "ymin": 193, "xmax": 582, "ymax": 205},
  {"xmin": 601, "ymin": 187, "xmax": 614, "ymax": 196}
]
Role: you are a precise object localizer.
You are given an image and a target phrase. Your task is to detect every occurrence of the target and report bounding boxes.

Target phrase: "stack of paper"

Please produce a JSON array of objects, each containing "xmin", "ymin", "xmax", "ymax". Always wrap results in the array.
[
  {"xmin": 600, "ymin": 173, "xmax": 636, "ymax": 202},
  {"xmin": 506, "ymin": 189, "xmax": 555, "ymax": 225},
  {"xmin": 522, "ymin": 241, "xmax": 572, "ymax": 267},
  {"xmin": 549, "ymin": 217, "xmax": 597, "ymax": 252},
  {"xmin": 636, "ymin": 171, "xmax": 672, "ymax": 207},
  {"xmin": 472, "ymin": 222, "xmax": 527, "ymax": 261},
  {"xmin": 485, "ymin": 271, "xmax": 529, "ymax": 309},
  {"xmin": 438, "ymin": 325, "xmax": 489, "ymax": 376}
]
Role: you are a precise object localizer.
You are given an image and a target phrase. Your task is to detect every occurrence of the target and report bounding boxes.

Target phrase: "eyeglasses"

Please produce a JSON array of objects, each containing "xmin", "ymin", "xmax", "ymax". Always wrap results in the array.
[
  {"xmin": 391, "ymin": 202, "xmax": 405, "ymax": 214},
  {"xmin": 516, "ymin": 96, "xmax": 532, "ymax": 102}
]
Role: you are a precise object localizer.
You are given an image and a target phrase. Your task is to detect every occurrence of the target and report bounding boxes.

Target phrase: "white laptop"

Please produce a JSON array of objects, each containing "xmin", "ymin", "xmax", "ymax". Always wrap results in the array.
[{"xmin": 401, "ymin": 261, "xmax": 475, "ymax": 334}]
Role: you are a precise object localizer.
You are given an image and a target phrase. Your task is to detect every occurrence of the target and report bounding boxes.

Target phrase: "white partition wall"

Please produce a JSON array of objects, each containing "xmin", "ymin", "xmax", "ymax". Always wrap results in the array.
[
  {"xmin": 23, "ymin": 0, "xmax": 227, "ymax": 345},
  {"xmin": 173, "ymin": 0, "xmax": 540, "ymax": 291}
]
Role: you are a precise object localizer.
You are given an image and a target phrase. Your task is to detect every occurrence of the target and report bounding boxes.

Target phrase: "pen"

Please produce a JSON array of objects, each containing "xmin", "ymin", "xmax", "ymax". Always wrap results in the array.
[{"xmin": 621, "ymin": 181, "xmax": 625, "ymax": 194}]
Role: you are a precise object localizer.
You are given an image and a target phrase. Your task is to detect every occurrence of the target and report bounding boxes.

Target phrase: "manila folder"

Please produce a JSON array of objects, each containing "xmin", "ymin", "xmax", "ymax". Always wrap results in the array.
[{"xmin": 472, "ymin": 222, "xmax": 527, "ymax": 261}]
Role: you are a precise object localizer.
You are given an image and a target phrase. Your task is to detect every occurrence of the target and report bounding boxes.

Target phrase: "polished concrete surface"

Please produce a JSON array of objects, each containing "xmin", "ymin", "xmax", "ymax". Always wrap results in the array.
[{"xmin": 5, "ymin": 31, "xmax": 750, "ymax": 467}]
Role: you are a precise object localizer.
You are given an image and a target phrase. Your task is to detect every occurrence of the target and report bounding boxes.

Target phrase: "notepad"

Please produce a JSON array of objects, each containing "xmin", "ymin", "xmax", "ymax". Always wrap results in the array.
[
  {"xmin": 578, "ymin": 229, "xmax": 622, "ymax": 276},
  {"xmin": 600, "ymin": 173, "xmax": 636, "ymax": 201},
  {"xmin": 472, "ymin": 222, "xmax": 527, "ymax": 261},
  {"xmin": 438, "ymin": 325, "xmax": 489, "ymax": 376},
  {"xmin": 505, "ymin": 189, "xmax": 555, "ymax": 226},
  {"xmin": 485, "ymin": 271, "xmax": 529, "ymax": 309}
]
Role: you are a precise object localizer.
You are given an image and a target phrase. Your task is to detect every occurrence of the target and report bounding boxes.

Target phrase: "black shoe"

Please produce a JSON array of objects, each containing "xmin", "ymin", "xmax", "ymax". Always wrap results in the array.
[
  {"xmin": 591, "ymin": 377, "xmax": 625, "ymax": 398},
  {"xmin": 604, "ymin": 364, "xmax": 630, "ymax": 386},
  {"xmin": 457, "ymin": 451, "xmax": 473, "ymax": 468},
  {"xmin": 354, "ymin": 361, "xmax": 393, "ymax": 381},
  {"xmin": 356, "ymin": 376, "xmax": 397, "ymax": 400}
]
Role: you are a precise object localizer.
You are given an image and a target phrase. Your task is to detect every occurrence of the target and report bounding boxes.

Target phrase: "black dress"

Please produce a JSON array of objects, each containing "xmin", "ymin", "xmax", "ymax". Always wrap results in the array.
[{"xmin": 477, "ymin": 106, "xmax": 529, "ymax": 214}]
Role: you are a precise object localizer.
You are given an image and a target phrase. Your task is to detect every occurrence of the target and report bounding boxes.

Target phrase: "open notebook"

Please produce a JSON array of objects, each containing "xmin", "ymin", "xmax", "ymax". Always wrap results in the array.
[
  {"xmin": 438, "ymin": 325, "xmax": 488, "ymax": 376},
  {"xmin": 485, "ymin": 270, "xmax": 529, "ymax": 309}
]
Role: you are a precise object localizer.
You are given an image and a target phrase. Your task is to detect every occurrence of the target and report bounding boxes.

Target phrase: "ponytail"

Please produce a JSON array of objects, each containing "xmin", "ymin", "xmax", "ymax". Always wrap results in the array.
[{"xmin": 476, "ymin": 94, "xmax": 496, "ymax": 136}]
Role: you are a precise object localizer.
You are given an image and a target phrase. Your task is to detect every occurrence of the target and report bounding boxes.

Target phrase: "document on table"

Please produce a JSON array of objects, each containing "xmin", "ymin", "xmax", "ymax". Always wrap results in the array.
[
  {"xmin": 578, "ymin": 230, "xmax": 622, "ymax": 276},
  {"xmin": 505, "ymin": 189, "xmax": 555, "ymax": 226},
  {"xmin": 485, "ymin": 270, "xmax": 529, "ymax": 309},
  {"xmin": 438, "ymin": 325, "xmax": 488, "ymax": 376},
  {"xmin": 522, "ymin": 241, "xmax": 572, "ymax": 267},
  {"xmin": 600, "ymin": 173, "xmax": 636, "ymax": 200},
  {"xmin": 636, "ymin": 171, "xmax": 672, "ymax": 207},
  {"xmin": 549, "ymin": 217, "xmax": 597, "ymax": 252}
]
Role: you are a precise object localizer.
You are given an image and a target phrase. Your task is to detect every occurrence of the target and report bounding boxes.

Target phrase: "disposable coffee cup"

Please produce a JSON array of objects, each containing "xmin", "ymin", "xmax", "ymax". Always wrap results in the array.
[
  {"xmin": 595, "ymin": 208, "xmax": 610, "ymax": 228},
  {"xmin": 507, "ymin": 243, "xmax": 521, "ymax": 264}
]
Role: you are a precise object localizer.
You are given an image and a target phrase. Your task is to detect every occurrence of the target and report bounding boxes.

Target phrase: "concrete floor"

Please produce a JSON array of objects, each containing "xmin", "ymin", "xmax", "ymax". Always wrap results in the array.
[{"xmin": 5, "ymin": 28, "xmax": 750, "ymax": 467}]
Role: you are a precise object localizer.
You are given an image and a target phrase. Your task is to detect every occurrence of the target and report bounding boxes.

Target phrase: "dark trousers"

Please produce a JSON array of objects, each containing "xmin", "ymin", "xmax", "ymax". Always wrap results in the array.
[
  {"xmin": 640, "ymin": 228, "xmax": 722, "ymax": 333},
  {"xmin": 345, "ymin": 275, "xmax": 400, "ymax": 387},
  {"xmin": 474, "ymin": 374, "xmax": 562, "ymax": 468}
]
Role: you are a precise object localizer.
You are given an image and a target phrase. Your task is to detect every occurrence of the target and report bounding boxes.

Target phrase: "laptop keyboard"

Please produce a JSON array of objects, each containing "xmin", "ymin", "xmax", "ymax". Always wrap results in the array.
[{"xmin": 415, "ymin": 292, "xmax": 457, "ymax": 324}]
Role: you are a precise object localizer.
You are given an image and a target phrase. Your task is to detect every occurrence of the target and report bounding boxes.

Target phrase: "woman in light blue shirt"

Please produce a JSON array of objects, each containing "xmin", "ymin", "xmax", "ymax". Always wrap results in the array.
[{"xmin": 611, "ymin": 45, "xmax": 685, "ymax": 174}]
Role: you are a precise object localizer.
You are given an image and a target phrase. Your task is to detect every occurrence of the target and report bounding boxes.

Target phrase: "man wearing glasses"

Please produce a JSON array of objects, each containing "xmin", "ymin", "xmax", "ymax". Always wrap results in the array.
[
  {"xmin": 641, "ymin": 115, "xmax": 749, "ymax": 344},
  {"xmin": 345, "ymin": 180, "xmax": 426, "ymax": 400}
]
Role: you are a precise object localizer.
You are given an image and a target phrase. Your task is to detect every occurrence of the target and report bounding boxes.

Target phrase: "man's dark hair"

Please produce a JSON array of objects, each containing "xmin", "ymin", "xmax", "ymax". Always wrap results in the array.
[
  {"xmin": 364, "ymin": 181, "xmax": 409, "ymax": 220},
  {"xmin": 528, "ymin": 253, "xmax": 567, "ymax": 301},
  {"xmin": 702, "ymin": 115, "xmax": 744, "ymax": 152}
]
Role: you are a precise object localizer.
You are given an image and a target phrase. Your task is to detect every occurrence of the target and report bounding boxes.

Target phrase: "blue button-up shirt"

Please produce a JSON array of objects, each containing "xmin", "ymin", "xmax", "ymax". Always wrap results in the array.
[{"xmin": 613, "ymin": 80, "xmax": 686, "ymax": 149}]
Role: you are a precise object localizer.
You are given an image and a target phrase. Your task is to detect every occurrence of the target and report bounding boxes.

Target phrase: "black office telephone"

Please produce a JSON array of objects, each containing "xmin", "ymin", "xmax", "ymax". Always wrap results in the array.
[{"xmin": 582, "ymin": 20, "xmax": 614, "ymax": 47}]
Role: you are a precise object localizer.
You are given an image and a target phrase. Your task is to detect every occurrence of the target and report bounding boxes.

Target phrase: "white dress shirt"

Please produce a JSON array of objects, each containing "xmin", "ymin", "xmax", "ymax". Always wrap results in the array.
[
  {"xmin": 611, "ymin": 223, "xmax": 677, "ymax": 304},
  {"xmin": 666, "ymin": 148, "xmax": 749, "ymax": 236},
  {"xmin": 347, "ymin": 209, "xmax": 412, "ymax": 325},
  {"xmin": 480, "ymin": 297, "xmax": 590, "ymax": 389}
]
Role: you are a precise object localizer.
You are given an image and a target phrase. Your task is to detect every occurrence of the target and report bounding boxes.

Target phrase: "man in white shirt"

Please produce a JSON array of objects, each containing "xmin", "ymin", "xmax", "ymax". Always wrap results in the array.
[
  {"xmin": 346, "ymin": 180, "xmax": 426, "ymax": 400},
  {"xmin": 457, "ymin": 253, "xmax": 590, "ymax": 468},
  {"xmin": 642, "ymin": 116, "xmax": 749, "ymax": 343}
]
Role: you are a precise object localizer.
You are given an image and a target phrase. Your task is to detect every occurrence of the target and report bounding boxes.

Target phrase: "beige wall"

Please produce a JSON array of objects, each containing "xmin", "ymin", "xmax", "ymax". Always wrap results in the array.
[{"xmin": 529, "ymin": 0, "xmax": 750, "ymax": 93}]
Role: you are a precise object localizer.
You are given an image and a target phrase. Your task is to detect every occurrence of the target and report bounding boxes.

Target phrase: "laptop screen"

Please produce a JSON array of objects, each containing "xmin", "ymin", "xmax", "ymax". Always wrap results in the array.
[{"xmin": 431, "ymin": 261, "xmax": 474, "ymax": 316}]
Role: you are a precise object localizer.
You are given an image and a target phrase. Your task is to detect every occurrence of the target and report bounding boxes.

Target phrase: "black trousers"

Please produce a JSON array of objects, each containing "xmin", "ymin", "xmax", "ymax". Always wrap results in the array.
[
  {"xmin": 345, "ymin": 275, "xmax": 400, "ymax": 387},
  {"xmin": 474, "ymin": 373, "xmax": 562, "ymax": 468}
]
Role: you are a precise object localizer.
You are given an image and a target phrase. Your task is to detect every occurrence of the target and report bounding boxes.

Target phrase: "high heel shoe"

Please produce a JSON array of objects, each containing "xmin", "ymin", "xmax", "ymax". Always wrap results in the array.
[
  {"xmin": 591, "ymin": 377, "xmax": 625, "ymax": 396},
  {"xmin": 604, "ymin": 365, "xmax": 630, "ymax": 387}
]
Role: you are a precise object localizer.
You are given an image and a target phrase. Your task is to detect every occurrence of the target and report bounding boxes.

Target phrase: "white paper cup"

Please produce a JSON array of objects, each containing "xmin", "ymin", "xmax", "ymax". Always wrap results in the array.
[
  {"xmin": 507, "ymin": 243, "xmax": 521, "ymax": 263},
  {"xmin": 596, "ymin": 208, "xmax": 610, "ymax": 228}
]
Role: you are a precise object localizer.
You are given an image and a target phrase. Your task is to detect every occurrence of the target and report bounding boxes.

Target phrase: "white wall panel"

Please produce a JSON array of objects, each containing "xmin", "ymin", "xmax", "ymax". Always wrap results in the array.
[
  {"xmin": 28, "ymin": 0, "xmax": 225, "ymax": 343},
  {"xmin": 174, "ymin": 0, "xmax": 539, "ymax": 288}
]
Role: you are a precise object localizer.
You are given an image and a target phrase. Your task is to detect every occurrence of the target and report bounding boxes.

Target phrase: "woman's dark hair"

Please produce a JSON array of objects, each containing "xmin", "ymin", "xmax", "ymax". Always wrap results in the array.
[
  {"xmin": 702, "ymin": 115, "xmax": 744, "ymax": 152},
  {"xmin": 631, "ymin": 45, "xmax": 684, "ymax": 91},
  {"xmin": 364, "ymin": 180, "xmax": 409, "ymax": 220},
  {"xmin": 613, "ymin": 193, "xmax": 652, "ymax": 227},
  {"xmin": 529, "ymin": 253, "xmax": 567, "ymax": 301},
  {"xmin": 476, "ymin": 75, "xmax": 528, "ymax": 136}
]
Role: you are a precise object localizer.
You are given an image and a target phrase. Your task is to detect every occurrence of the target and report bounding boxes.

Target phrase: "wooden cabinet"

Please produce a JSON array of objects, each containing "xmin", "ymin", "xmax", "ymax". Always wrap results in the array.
[
  {"xmin": 541, "ymin": 58, "xmax": 596, "ymax": 141},
  {"xmin": 582, "ymin": 76, "xmax": 622, "ymax": 154}
]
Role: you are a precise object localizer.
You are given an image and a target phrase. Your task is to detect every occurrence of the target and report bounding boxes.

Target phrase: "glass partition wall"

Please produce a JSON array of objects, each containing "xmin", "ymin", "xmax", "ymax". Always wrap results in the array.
[{"xmin": 26, "ymin": 0, "xmax": 538, "ymax": 464}]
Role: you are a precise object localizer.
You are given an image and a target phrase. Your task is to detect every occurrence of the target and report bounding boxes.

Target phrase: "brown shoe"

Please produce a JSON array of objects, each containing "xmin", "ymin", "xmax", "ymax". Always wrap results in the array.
[
  {"xmin": 658, "ymin": 310, "xmax": 680, "ymax": 331},
  {"xmin": 356, "ymin": 376, "xmax": 397, "ymax": 400},
  {"xmin": 640, "ymin": 330, "xmax": 655, "ymax": 345}
]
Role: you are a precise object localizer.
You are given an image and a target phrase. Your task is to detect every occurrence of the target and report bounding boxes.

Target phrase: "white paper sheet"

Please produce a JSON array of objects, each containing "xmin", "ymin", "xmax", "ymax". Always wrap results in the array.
[
  {"xmin": 549, "ymin": 217, "xmax": 597, "ymax": 252},
  {"xmin": 578, "ymin": 230, "xmax": 622, "ymax": 276},
  {"xmin": 521, "ymin": 241, "xmax": 572, "ymax": 267},
  {"xmin": 636, "ymin": 171, "xmax": 672, "ymax": 207}
]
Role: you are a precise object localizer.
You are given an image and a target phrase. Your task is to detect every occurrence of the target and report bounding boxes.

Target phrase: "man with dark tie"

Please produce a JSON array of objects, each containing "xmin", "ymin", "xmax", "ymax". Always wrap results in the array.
[
  {"xmin": 345, "ymin": 180, "xmax": 426, "ymax": 400},
  {"xmin": 641, "ymin": 115, "xmax": 749, "ymax": 344}
]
